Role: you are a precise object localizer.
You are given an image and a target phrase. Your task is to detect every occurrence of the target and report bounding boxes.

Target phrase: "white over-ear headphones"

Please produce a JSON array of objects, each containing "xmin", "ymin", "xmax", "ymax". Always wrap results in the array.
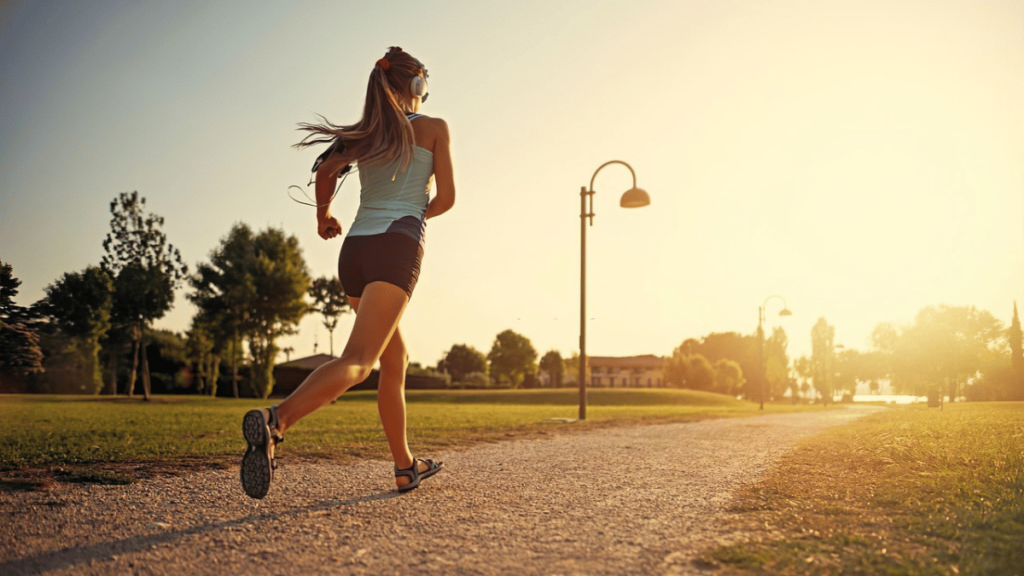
[{"xmin": 410, "ymin": 75, "xmax": 428, "ymax": 101}]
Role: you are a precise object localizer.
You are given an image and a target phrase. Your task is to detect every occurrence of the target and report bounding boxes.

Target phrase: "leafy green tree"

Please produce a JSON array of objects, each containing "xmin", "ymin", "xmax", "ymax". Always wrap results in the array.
[
  {"xmin": 1011, "ymin": 301, "xmax": 1023, "ymax": 399},
  {"xmin": 246, "ymin": 228, "xmax": 310, "ymax": 397},
  {"xmin": 833, "ymin": 348, "xmax": 885, "ymax": 400},
  {"xmin": 562, "ymin": 352, "xmax": 590, "ymax": 385},
  {"xmin": 185, "ymin": 317, "xmax": 217, "ymax": 395},
  {"xmin": 1, "ymin": 260, "xmax": 26, "ymax": 320},
  {"xmin": 791, "ymin": 355, "xmax": 810, "ymax": 402},
  {"xmin": 539, "ymin": 350, "xmax": 564, "ymax": 387},
  {"xmin": 442, "ymin": 343, "xmax": 488, "ymax": 383},
  {"xmin": 98, "ymin": 316, "xmax": 133, "ymax": 395},
  {"xmin": 190, "ymin": 224, "xmax": 257, "ymax": 398},
  {"xmin": 833, "ymin": 348, "xmax": 862, "ymax": 400},
  {"xmin": 663, "ymin": 345, "xmax": 715, "ymax": 391},
  {"xmin": 764, "ymin": 327, "xmax": 790, "ymax": 401},
  {"xmin": 487, "ymin": 329, "xmax": 537, "ymax": 387},
  {"xmin": 810, "ymin": 317, "xmax": 836, "ymax": 405},
  {"xmin": 713, "ymin": 358, "xmax": 745, "ymax": 396},
  {"xmin": 462, "ymin": 372, "xmax": 490, "ymax": 388},
  {"xmin": 308, "ymin": 276, "xmax": 350, "ymax": 356},
  {"xmin": 0, "ymin": 260, "xmax": 44, "ymax": 377},
  {"xmin": 101, "ymin": 192, "xmax": 187, "ymax": 400},
  {"xmin": 686, "ymin": 354, "xmax": 716, "ymax": 391},
  {"xmin": 891, "ymin": 305, "xmax": 1002, "ymax": 401},
  {"xmin": 191, "ymin": 224, "xmax": 309, "ymax": 398},
  {"xmin": 0, "ymin": 321, "xmax": 44, "ymax": 378},
  {"xmin": 871, "ymin": 305, "xmax": 1004, "ymax": 400},
  {"xmin": 681, "ymin": 332, "xmax": 760, "ymax": 399},
  {"xmin": 40, "ymin": 267, "xmax": 113, "ymax": 393}
]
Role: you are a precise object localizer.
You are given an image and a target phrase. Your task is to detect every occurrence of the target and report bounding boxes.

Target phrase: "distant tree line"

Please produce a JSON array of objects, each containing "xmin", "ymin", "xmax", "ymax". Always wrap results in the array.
[
  {"xmin": 661, "ymin": 301, "xmax": 1023, "ymax": 405},
  {"xmin": 0, "ymin": 192, "xmax": 332, "ymax": 399},
  {"xmin": 3, "ymin": 192, "xmax": 1021, "ymax": 402}
]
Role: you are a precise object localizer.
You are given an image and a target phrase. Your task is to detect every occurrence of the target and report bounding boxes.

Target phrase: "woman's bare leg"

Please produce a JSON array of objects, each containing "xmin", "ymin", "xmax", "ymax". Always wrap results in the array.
[
  {"xmin": 377, "ymin": 326, "xmax": 432, "ymax": 487},
  {"xmin": 341, "ymin": 296, "xmax": 426, "ymax": 488},
  {"xmin": 274, "ymin": 281, "xmax": 408, "ymax": 433}
]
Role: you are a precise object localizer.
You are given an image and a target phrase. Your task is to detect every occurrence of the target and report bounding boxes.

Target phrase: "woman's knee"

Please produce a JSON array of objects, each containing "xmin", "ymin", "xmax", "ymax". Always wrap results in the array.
[
  {"xmin": 380, "ymin": 346, "xmax": 409, "ymax": 374},
  {"xmin": 323, "ymin": 354, "xmax": 376, "ymax": 385}
]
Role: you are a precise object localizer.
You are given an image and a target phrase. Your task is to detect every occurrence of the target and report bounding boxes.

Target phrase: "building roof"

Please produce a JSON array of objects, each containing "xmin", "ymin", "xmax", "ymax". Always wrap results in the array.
[
  {"xmin": 277, "ymin": 354, "xmax": 336, "ymax": 370},
  {"xmin": 588, "ymin": 354, "xmax": 665, "ymax": 368}
]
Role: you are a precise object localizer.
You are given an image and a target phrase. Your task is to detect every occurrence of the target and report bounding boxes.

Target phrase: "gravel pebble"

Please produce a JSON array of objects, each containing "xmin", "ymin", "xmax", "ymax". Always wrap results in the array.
[{"xmin": 0, "ymin": 406, "xmax": 881, "ymax": 575}]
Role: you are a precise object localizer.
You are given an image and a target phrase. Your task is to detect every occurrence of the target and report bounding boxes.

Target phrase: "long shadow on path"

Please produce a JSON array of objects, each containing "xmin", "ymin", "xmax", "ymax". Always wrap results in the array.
[{"xmin": 2, "ymin": 490, "xmax": 401, "ymax": 576}]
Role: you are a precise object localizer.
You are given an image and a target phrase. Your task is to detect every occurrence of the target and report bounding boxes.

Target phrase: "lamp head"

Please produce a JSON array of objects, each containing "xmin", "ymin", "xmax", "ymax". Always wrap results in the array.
[
  {"xmin": 620, "ymin": 187, "xmax": 650, "ymax": 208},
  {"xmin": 778, "ymin": 308, "xmax": 793, "ymax": 317}
]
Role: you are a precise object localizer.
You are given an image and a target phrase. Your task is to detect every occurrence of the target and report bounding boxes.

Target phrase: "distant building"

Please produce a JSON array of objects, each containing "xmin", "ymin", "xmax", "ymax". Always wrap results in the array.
[{"xmin": 588, "ymin": 354, "xmax": 665, "ymax": 388}]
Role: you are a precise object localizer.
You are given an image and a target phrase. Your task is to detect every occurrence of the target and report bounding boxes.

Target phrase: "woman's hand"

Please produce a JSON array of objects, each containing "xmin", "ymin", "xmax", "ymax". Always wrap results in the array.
[{"xmin": 318, "ymin": 213, "xmax": 342, "ymax": 239}]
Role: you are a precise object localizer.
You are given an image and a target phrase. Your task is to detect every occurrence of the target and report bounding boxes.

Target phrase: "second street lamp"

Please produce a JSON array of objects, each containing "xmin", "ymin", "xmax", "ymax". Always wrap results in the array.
[
  {"xmin": 579, "ymin": 160, "xmax": 650, "ymax": 421},
  {"xmin": 758, "ymin": 295, "xmax": 792, "ymax": 410}
]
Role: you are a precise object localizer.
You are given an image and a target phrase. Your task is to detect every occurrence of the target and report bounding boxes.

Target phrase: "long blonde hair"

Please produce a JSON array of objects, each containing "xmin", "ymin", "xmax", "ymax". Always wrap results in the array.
[{"xmin": 295, "ymin": 47, "xmax": 425, "ymax": 169}]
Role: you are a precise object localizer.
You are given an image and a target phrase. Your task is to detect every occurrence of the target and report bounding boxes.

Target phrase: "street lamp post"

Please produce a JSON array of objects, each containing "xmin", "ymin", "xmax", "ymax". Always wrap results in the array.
[
  {"xmin": 757, "ymin": 295, "xmax": 792, "ymax": 410},
  {"xmin": 579, "ymin": 160, "xmax": 650, "ymax": 420}
]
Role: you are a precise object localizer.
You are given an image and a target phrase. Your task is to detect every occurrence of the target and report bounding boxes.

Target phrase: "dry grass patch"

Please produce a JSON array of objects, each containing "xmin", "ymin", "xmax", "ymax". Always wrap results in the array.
[{"xmin": 703, "ymin": 403, "xmax": 1024, "ymax": 576}]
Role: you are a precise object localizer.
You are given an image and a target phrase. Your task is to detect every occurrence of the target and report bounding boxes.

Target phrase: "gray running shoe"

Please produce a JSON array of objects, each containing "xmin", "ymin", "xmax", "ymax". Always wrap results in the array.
[{"xmin": 241, "ymin": 406, "xmax": 283, "ymax": 499}]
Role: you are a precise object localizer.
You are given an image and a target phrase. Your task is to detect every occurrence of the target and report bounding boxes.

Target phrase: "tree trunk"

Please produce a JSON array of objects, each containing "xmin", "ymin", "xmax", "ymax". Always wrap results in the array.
[
  {"xmin": 208, "ymin": 355, "xmax": 221, "ymax": 397},
  {"xmin": 141, "ymin": 339, "xmax": 152, "ymax": 401},
  {"xmin": 231, "ymin": 336, "xmax": 239, "ymax": 399},
  {"xmin": 106, "ymin": 355, "xmax": 117, "ymax": 396},
  {"xmin": 128, "ymin": 325, "xmax": 141, "ymax": 398}
]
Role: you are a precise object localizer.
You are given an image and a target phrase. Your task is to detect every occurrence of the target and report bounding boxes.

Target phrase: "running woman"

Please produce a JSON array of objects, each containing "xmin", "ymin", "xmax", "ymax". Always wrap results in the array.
[{"xmin": 241, "ymin": 47, "xmax": 455, "ymax": 498}]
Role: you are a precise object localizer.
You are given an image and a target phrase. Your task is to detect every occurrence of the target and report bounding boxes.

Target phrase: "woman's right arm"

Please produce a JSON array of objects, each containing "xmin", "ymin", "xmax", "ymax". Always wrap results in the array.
[
  {"xmin": 425, "ymin": 119, "xmax": 455, "ymax": 220},
  {"xmin": 314, "ymin": 152, "xmax": 353, "ymax": 239}
]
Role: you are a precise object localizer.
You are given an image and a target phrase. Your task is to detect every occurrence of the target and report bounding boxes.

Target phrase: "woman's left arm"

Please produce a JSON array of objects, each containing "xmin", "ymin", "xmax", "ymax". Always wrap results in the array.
[{"xmin": 314, "ymin": 152, "xmax": 353, "ymax": 239}]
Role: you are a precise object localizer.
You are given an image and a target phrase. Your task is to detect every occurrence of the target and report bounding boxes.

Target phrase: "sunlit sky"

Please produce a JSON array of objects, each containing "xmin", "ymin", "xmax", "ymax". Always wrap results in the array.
[{"xmin": 2, "ymin": 0, "xmax": 1022, "ymax": 369}]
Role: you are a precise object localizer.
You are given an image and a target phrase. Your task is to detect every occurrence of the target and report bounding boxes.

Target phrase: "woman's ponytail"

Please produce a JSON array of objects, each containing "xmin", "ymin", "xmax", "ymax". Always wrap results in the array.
[{"xmin": 296, "ymin": 47, "xmax": 423, "ymax": 171}]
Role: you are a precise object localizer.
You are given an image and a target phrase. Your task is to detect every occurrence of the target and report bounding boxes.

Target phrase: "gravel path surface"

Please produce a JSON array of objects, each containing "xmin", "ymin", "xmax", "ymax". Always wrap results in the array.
[{"xmin": 1, "ymin": 406, "xmax": 882, "ymax": 576}]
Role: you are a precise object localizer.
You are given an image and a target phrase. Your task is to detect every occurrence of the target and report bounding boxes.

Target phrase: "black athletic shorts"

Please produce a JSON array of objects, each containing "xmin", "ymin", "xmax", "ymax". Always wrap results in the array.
[{"xmin": 338, "ymin": 232, "xmax": 424, "ymax": 299}]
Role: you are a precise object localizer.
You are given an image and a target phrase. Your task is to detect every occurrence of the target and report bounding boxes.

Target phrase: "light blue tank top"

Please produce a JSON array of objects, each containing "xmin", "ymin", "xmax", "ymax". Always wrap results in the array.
[{"xmin": 347, "ymin": 113, "xmax": 433, "ymax": 243}]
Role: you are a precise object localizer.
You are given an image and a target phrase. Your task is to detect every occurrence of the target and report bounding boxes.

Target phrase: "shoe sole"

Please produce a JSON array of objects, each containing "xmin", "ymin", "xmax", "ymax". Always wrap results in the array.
[{"xmin": 241, "ymin": 410, "xmax": 272, "ymax": 499}]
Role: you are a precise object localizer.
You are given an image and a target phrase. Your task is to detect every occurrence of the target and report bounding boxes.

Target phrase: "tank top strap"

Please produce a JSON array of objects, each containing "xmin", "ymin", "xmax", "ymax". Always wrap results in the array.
[{"xmin": 405, "ymin": 112, "xmax": 427, "ymax": 121}]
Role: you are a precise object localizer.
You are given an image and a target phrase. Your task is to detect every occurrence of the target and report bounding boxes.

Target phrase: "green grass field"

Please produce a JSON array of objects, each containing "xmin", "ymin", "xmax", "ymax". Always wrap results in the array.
[
  {"xmin": 705, "ymin": 402, "xmax": 1024, "ymax": 576},
  {"xmin": 0, "ymin": 389, "xmax": 819, "ymax": 473}
]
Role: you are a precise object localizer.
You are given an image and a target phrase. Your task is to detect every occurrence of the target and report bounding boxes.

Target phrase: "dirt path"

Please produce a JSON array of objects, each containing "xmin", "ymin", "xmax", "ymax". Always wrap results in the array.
[{"xmin": 0, "ymin": 406, "xmax": 882, "ymax": 576}]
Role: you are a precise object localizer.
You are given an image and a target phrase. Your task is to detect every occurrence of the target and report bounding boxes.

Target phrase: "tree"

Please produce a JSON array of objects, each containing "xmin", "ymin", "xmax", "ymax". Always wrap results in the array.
[
  {"xmin": 39, "ymin": 267, "xmax": 113, "ymax": 393},
  {"xmin": 793, "ymin": 356, "xmax": 812, "ymax": 402},
  {"xmin": 764, "ymin": 327, "xmax": 790, "ymax": 401},
  {"xmin": 1, "ymin": 260, "xmax": 25, "ymax": 320},
  {"xmin": 562, "ymin": 352, "xmax": 590, "ymax": 385},
  {"xmin": 190, "ymin": 224, "xmax": 259, "ymax": 398},
  {"xmin": 713, "ymin": 358, "xmax": 745, "ymax": 396},
  {"xmin": 890, "ymin": 305, "xmax": 1002, "ymax": 400},
  {"xmin": 185, "ymin": 317, "xmax": 217, "ymax": 395},
  {"xmin": 101, "ymin": 192, "xmax": 187, "ymax": 400},
  {"xmin": 0, "ymin": 260, "xmax": 44, "ymax": 378},
  {"xmin": 833, "ymin": 348, "xmax": 862, "ymax": 400},
  {"xmin": 810, "ymin": 317, "xmax": 836, "ymax": 405},
  {"xmin": 487, "ymin": 329, "xmax": 537, "ymax": 387},
  {"xmin": 442, "ymin": 344, "xmax": 488, "ymax": 383},
  {"xmin": 308, "ymin": 276, "xmax": 350, "ymax": 356},
  {"xmin": 870, "ymin": 305, "xmax": 1005, "ymax": 400},
  {"xmin": 246, "ymin": 228, "xmax": 310, "ymax": 397},
  {"xmin": 539, "ymin": 350, "xmax": 564, "ymax": 387},
  {"xmin": 1011, "ymin": 301, "xmax": 1023, "ymax": 399},
  {"xmin": 685, "ymin": 332, "xmax": 760, "ymax": 399},
  {"xmin": 663, "ymin": 345, "xmax": 716, "ymax": 391},
  {"xmin": 191, "ymin": 224, "xmax": 310, "ymax": 398}
]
